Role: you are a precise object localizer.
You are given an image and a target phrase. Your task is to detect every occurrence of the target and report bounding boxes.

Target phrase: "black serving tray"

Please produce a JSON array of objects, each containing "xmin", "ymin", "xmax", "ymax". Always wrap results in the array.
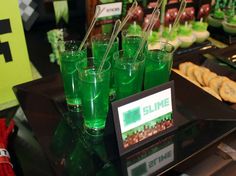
[
  {"xmin": 172, "ymin": 51, "xmax": 236, "ymax": 111},
  {"xmin": 208, "ymin": 26, "xmax": 236, "ymax": 45},
  {"xmin": 209, "ymin": 44, "xmax": 236, "ymax": 69},
  {"xmin": 173, "ymin": 39, "xmax": 217, "ymax": 61},
  {"xmin": 13, "ymin": 67, "xmax": 236, "ymax": 176},
  {"xmin": 175, "ymin": 40, "xmax": 214, "ymax": 56}
]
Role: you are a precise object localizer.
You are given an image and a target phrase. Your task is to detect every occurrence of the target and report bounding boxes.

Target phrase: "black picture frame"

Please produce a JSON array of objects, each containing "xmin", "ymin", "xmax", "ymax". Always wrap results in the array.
[{"xmin": 112, "ymin": 81, "xmax": 176, "ymax": 156}]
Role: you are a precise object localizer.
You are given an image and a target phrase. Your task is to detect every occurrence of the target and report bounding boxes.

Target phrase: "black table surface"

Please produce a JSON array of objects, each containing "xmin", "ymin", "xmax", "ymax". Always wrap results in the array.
[{"xmin": 13, "ymin": 67, "xmax": 236, "ymax": 175}]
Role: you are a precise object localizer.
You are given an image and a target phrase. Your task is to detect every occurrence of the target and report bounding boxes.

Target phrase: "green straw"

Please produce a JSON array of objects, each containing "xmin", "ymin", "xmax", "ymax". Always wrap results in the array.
[{"xmin": 160, "ymin": 0, "xmax": 167, "ymax": 33}]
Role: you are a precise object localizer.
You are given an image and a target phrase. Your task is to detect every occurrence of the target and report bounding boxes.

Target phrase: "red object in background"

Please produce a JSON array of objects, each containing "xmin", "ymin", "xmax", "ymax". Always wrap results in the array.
[
  {"xmin": 143, "ymin": 14, "xmax": 161, "ymax": 30},
  {"xmin": 165, "ymin": 8, "xmax": 178, "ymax": 26},
  {"xmin": 0, "ymin": 118, "xmax": 15, "ymax": 176},
  {"xmin": 168, "ymin": 0, "xmax": 178, "ymax": 4},
  {"xmin": 180, "ymin": 7, "xmax": 195, "ymax": 23},
  {"xmin": 128, "ymin": 5, "xmax": 144, "ymax": 23},
  {"xmin": 197, "ymin": 4, "xmax": 210, "ymax": 19},
  {"xmin": 147, "ymin": 2, "xmax": 157, "ymax": 9}
]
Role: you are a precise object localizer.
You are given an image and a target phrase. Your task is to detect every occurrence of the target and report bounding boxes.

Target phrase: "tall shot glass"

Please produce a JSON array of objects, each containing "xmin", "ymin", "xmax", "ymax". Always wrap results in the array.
[
  {"xmin": 77, "ymin": 57, "xmax": 111, "ymax": 136},
  {"xmin": 91, "ymin": 34, "xmax": 119, "ymax": 100},
  {"xmin": 144, "ymin": 41, "xmax": 174, "ymax": 90},
  {"xmin": 113, "ymin": 50, "xmax": 145, "ymax": 100},
  {"xmin": 59, "ymin": 40, "xmax": 87, "ymax": 112},
  {"xmin": 91, "ymin": 34, "xmax": 119, "ymax": 61}
]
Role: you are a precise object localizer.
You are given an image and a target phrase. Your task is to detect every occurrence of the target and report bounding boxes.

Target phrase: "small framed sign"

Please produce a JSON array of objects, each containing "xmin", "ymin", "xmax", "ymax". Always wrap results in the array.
[{"xmin": 112, "ymin": 81, "xmax": 176, "ymax": 156}]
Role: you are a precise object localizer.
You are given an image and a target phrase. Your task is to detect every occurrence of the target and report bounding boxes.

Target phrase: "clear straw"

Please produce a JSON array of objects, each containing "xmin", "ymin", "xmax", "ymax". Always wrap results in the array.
[
  {"xmin": 166, "ymin": 0, "xmax": 187, "ymax": 50},
  {"xmin": 97, "ymin": 0, "xmax": 138, "ymax": 72},
  {"xmin": 98, "ymin": 20, "xmax": 121, "ymax": 73},
  {"xmin": 79, "ymin": 6, "xmax": 105, "ymax": 51},
  {"xmin": 172, "ymin": 0, "xmax": 187, "ymax": 29},
  {"xmin": 143, "ymin": 0, "xmax": 164, "ymax": 32},
  {"xmin": 133, "ymin": 8, "xmax": 161, "ymax": 62},
  {"xmin": 116, "ymin": 1, "xmax": 138, "ymax": 34}
]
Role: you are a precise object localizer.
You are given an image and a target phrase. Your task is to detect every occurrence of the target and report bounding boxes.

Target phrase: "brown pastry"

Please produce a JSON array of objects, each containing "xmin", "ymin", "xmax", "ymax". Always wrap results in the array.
[
  {"xmin": 202, "ymin": 87, "xmax": 222, "ymax": 101},
  {"xmin": 202, "ymin": 71, "xmax": 218, "ymax": 86},
  {"xmin": 219, "ymin": 80, "xmax": 236, "ymax": 103}
]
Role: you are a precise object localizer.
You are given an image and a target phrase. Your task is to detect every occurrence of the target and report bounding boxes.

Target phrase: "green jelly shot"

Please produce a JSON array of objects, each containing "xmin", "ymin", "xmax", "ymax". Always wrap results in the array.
[
  {"xmin": 60, "ymin": 41, "xmax": 87, "ymax": 112},
  {"xmin": 144, "ymin": 42, "xmax": 174, "ymax": 89},
  {"xmin": 113, "ymin": 50, "xmax": 145, "ymax": 100},
  {"xmin": 91, "ymin": 34, "xmax": 119, "ymax": 101},
  {"xmin": 77, "ymin": 58, "xmax": 111, "ymax": 136},
  {"xmin": 91, "ymin": 34, "xmax": 119, "ymax": 61},
  {"xmin": 122, "ymin": 30, "xmax": 143, "ymax": 58}
]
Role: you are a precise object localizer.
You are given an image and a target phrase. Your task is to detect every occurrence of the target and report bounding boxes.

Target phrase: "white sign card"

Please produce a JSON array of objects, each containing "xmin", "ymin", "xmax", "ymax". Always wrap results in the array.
[{"xmin": 112, "ymin": 81, "xmax": 176, "ymax": 156}]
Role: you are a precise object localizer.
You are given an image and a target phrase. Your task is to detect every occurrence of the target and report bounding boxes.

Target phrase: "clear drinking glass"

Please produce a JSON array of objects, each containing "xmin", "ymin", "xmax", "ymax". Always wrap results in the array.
[
  {"xmin": 113, "ymin": 50, "xmax": 145, "ymax": 100},
  {"xmin": 77, "ymin": 57, "xmax": 111, "ymax": 136},
  {"xmin": 144, "ymin": 41, "xmax": 174, "ymax": 90},
  {"xmin": 91, "ymin": 34, "xmax": 119, "ymax": 61},
  {"xmin": 122, "ymin": 30, "xmax": 143, "ymax": 58},
  {"xmin": 59, "ymin": 40, "xmax": 87, "ymax": 112},
  {"xmin": 91, "ymin": 34, "xmax": 119, "ymax": 101}
]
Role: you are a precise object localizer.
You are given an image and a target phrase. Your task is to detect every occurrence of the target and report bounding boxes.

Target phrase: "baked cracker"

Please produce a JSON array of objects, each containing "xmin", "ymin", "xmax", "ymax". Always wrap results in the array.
[
  {"xmin": 209, "ymin": 76, "xmax": 229, "ymax": 94},
  {"xmin": 202, "ymin": 71, "xmax": 218, "ymax": 87},
  {"xmin": 219, "ymin": 80, "xmax": 236, "ymax": 103},
  {"xmin": 193, "ymin": 67, "xmax": 210, "ymax": 86},
  {"xmin": 179, "ymin": 62, "xmax": 195, "ymax": 76},
  {"xmin": 202, "ymin": 87, "xmax": 222, "ymax": 101},
  {"xmin": 186, "ymin": 65, "xmax": 199, "ymax": 82}
]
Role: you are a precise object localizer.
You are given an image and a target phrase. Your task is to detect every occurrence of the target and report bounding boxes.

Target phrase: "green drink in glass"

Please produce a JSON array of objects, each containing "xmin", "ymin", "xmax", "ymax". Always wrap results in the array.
[
  {"xmin": 92, "ymin": 34, "xmax": 119, "ymax": 100},
  {"xmin": 92, "ymin": 34, "xmax": 119, "ymax": 61},
  {"xmin": 144, "ymin": 41, "xmax": 174, "ymax": 90},
  {"xmin": 60, "ymin": 41, "xmax": 87, "ymax": 112},
  {"xmin": 113, "ymin": 50, "xmax": 145, "ymax": 100},
  {"xmin": 122, "ymin": 30, "xmax": 143, "ymax": 58},
  {"xmin": 77, "ymin": 57, "xmax": 111, "ymax": 135}
]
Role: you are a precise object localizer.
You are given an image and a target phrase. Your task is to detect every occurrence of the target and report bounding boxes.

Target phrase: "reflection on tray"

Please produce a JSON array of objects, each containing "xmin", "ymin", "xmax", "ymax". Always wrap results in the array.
[
  {"xmin": 121, "ymin": 120, "xmax": 236, "ymax": 176},
  {"xmin": 125, "ymin": 136, "xmax": 174, "ymax": 176}
]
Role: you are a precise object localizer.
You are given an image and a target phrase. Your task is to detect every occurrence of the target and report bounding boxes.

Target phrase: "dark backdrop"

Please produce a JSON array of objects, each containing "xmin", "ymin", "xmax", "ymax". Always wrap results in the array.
[{"xmin": 25, "ymin": 0, "xmax": 87, "ymax": 77}]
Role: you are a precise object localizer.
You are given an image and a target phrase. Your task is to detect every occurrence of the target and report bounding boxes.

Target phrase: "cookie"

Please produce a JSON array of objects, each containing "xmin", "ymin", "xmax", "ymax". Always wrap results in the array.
[
  {"xmin": 172, "ymin": 68, "xmax": 201, "ymax": 87},
  {"xmin": 209, "ymin": 76, "xmax": 229, "ymax": 94},
  {"xmin": 193, "ymin": 67, "xmax": 210, "ymax": 86},
  {"xmin": 186, "ymin": 65, "xmax": 199, "ymax": 82},
  {"xmin": 179, "ymin": 62, "xmax": 195, "ymax": 76},
  {"xmin": 219, "ymin": 80, "xmax": 236, "ymax": 103},
  {"xmin": 202, "ymin": 87, "xmax": 222, "ymax": 101},
  {"xmin": 202, "ymin": 71, "xmax": 218, "ymax": 87}
]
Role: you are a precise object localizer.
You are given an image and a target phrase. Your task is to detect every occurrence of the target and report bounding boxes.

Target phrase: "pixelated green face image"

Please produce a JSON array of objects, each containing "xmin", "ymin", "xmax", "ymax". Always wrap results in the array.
[{"xmin": 123, "ymin": 107, "xmax": 141, "ymax": 127}]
